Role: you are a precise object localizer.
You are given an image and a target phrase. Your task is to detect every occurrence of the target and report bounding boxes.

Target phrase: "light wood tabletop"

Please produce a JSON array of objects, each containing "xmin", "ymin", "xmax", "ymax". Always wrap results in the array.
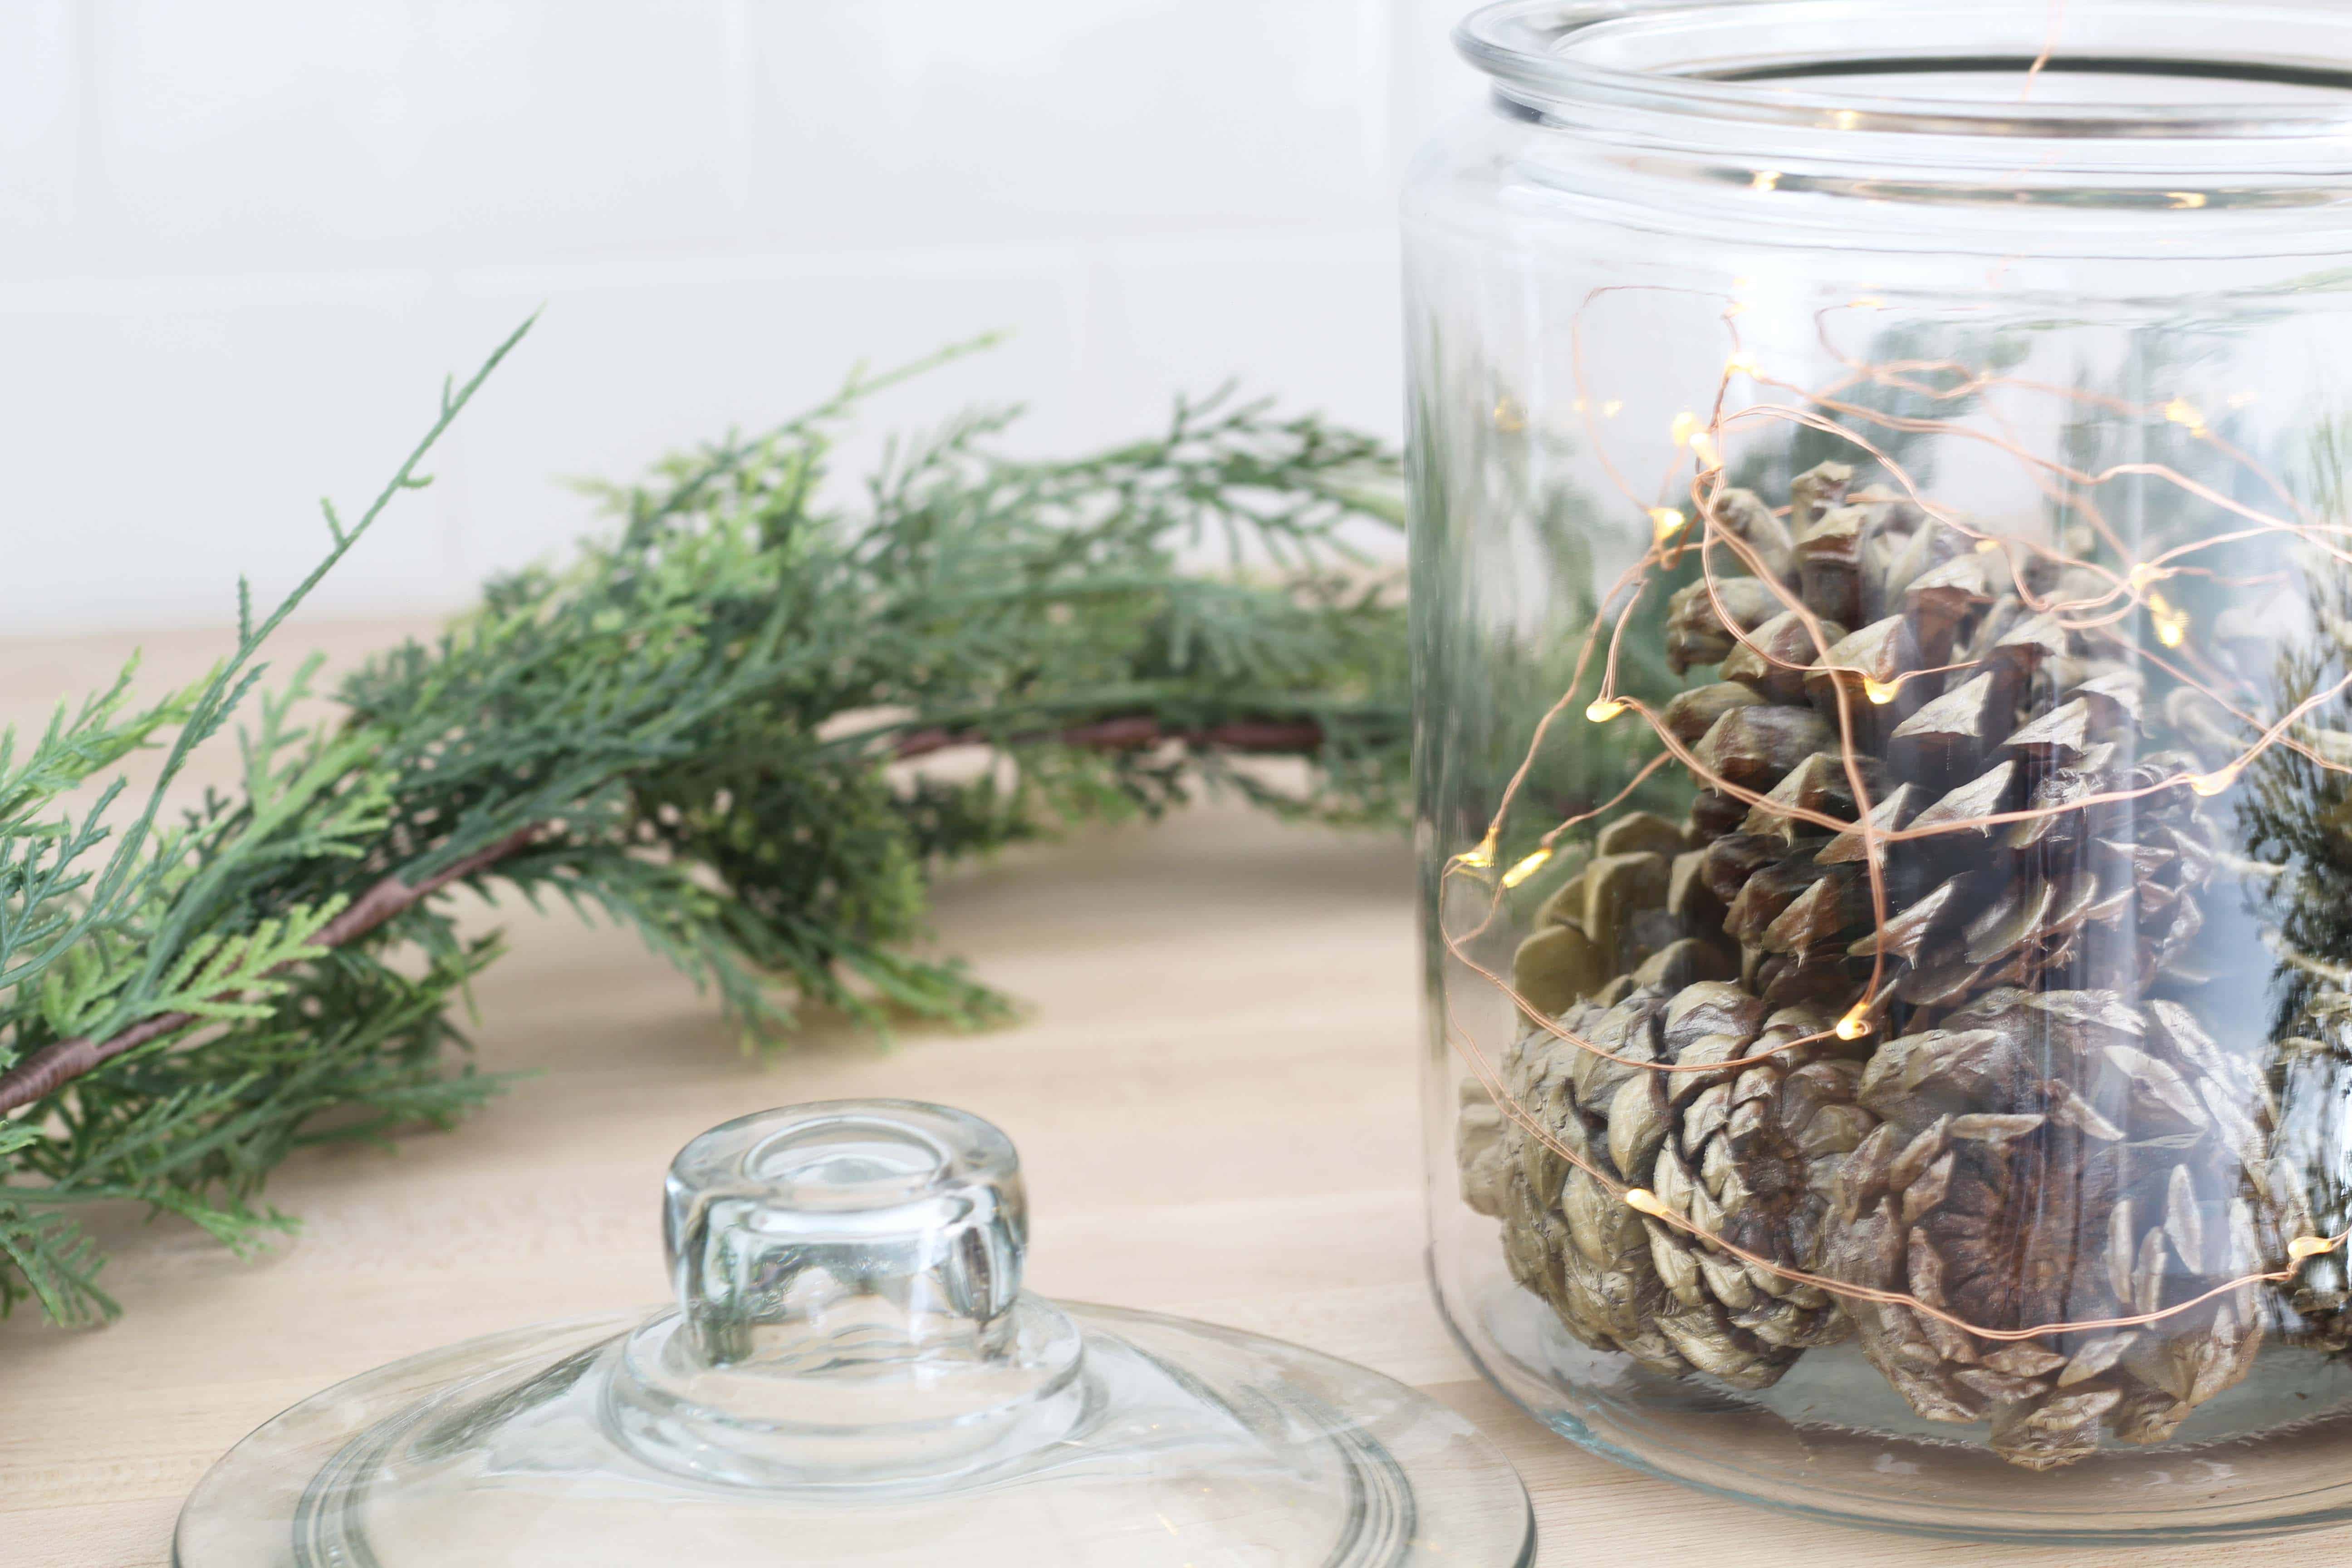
[{"xmin": 2, "ymin": 622, "xmax": 2347, "ymax": 1567}]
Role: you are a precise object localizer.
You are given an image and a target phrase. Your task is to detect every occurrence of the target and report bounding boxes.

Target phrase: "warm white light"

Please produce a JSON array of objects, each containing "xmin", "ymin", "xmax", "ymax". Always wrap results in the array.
[
  {"xmin": 2189, "ymin": 766, "xmax": 2240, "ymax": 799},
  {"xmin": 1501, "ymin": 849, "xmax": 1553, "ymax": 889}
]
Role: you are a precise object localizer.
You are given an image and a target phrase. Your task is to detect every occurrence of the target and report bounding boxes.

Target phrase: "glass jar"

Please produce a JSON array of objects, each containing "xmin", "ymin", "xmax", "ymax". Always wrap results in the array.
[{"xmin": 1407, "ymin": 0, "xmax": 2352, "ymax": 1541}]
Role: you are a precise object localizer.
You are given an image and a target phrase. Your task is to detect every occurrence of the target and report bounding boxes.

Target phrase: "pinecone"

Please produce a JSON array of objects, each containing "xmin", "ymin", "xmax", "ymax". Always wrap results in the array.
[
  {"xmin": 1666, "ymin": 463, "xmax": 2227, "ymax": 1012},
  {"xmin": 1823, "ymin": 990, "xmax": 2292, "ymax": 1466},
  {"xmin": 1465, "ymin": 458, "xmax": 2304, "ymax": 1463},
  {"xmin": 1626, "ymin": 986, "xmax": 1871, "ymax": 1353},
  {"xmin": 1462, "ymin": 978, "xmax": 1871, "ymax": 1389},
  {"xmin": 1509, "ymin": 459, "xmax": 2233, "ymax": 1057}
]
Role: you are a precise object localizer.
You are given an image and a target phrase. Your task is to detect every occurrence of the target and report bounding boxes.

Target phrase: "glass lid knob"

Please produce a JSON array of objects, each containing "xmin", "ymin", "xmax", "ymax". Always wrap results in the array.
[
  {"xmin": 668, "ymin": 1100, "xmax": 1026, "ymax": 1361},
  {"xmin": 616, "ymin": 1101, "xmax": 1084, "ymax": 1488}
]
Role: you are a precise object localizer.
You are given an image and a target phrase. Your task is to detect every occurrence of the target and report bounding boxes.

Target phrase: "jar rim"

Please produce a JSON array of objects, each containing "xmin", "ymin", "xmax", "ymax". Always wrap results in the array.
[{"xmin": 1456, "ymin": 0, "xmax": 2352, "ymax": 143}]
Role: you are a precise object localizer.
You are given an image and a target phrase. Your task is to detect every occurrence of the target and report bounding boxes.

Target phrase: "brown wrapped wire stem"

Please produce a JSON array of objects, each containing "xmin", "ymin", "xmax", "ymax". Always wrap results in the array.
[{"xmin": 0, "ymin": 715, "xmax": 1339, "ymax": 1118}]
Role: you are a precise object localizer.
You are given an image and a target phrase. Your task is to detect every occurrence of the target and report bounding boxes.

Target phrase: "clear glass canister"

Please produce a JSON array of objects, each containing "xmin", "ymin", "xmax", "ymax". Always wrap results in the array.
[{"xmin": 1408, "ymin": 0, "xmax": 2352, "ymax": 1541}]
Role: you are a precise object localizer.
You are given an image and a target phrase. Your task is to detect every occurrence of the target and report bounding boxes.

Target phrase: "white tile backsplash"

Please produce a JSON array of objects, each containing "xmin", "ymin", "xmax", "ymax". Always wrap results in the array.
[
  {"xmin": 434, "ymin": 244, "xmax": 1096, "ymax": 575},
  {"xmin": 1, "ymin": 0, "xmax": 1481, "ymax": 633},
  {"xmin": 0, "ymin": 3, "xmax": 78, "ymax": 233},
  {"xmin": 1075, "ymin": 226, "xmax": 1405, "ymax": 441},
  {"xmin": 82, "ymin": 0, "xmax": 748, "ymax": 271},
  {"xmin": 0, "ymin": 267, "xmax": 461, "ymax": 627},
  {"xmin": 740, "ymin": 0, "xmax": 1392, "ymax": 245}
]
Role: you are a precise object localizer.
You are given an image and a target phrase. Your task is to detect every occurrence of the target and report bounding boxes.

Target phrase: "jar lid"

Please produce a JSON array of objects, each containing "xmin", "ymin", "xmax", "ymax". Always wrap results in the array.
[{"xmin": 174, "ymin": 1100, "xmax": 1533, "ymax": 1567}]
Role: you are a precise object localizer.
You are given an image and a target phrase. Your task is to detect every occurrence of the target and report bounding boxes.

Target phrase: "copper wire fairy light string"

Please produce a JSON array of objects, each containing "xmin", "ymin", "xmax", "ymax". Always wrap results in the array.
[
  {"xmin": 1446, "ymin": 755, "xmax": 1684, "ymax": 955},
  {"xmin": 2102, "ymin": 632, "xmax": 2352, "ymax": 776},
  {"xmin": 1746, "ymin": 344, "xmax": 2352, "ymax": 774},
  {"xmin": 1738, "ymin": 392, "xmax": 2352, "ymax": 576},
  {"xmin": 1719, "ymin": 385, "xmax": 2352, "ymax": 716},
  {"xmin": 1441, "ymin": 288, "xmax": 2352, "ymax": 1339},
  {"xmin": 1558, "ymin": 284, "xmax": 2352, "ymax": 858},
  {"xmin": 1454, "ymin": 561, "xmax": 1670, "ymax": 872},
  {"xmin": 1765, "ymin": 331, "xmax": 2352, "ymax": 566},
  {"xmin": 1493, "ymin": 296, "xmax": 2352, "ymax": 882},
  {"xmin": 1808, "ymin": 303, "xmax": 2323, "ymax": 537}
]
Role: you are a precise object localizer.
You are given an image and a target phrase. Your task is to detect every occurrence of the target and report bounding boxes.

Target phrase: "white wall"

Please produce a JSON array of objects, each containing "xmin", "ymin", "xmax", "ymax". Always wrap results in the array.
[{"xmin": 1, "ymin": 1, "xmax": 1480, "ymax": 633}]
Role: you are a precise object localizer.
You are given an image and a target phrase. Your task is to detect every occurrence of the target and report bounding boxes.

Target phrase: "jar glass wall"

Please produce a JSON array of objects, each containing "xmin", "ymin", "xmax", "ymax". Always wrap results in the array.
[{"xmin": 1407, "ymin": 0, "xmax": 2352, "ymax": 1540}]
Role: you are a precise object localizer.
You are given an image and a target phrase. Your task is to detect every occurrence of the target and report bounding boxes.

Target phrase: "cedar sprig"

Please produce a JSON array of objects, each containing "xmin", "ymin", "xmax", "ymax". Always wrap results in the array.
[{"xmin": 0, "ymin": 326, "xmax": 1408, "ymax": 1327}]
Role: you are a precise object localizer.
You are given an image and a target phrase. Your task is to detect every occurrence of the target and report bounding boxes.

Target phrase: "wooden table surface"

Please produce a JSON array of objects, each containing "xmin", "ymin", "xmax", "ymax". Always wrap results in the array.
[{"xmin": 3, "ymin": 622, "xmax": 2347, "ymax": 1567}]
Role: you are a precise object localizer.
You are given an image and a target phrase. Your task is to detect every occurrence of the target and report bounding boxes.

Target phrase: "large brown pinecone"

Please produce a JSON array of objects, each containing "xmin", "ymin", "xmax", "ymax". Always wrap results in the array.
[
  {"xmin": 1462, "ymin": 978, "xmax": 1872, "ymax": 1389},
  {"xmin": 1514, "ymin": 460, "xmax": 2222, "ymax": 1025},
  {"xmin": 1658, "ymin": 461, "xmax": 2223, "ymax": 1018},
  {"xmin": 1469, "ymin": 459, "xmax": 2299, "ymax": 1465},
  {"xmin": 1823, "ymin": 988, "xmax": 2282, "ymax": 1468}
]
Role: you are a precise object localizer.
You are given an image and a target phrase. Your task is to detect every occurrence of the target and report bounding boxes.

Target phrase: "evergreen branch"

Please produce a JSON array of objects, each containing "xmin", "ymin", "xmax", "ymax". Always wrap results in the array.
[
  {"xmin": 0, "ymin": 827, "xmax": 538, "ymax": 1115},
  {"xmin": 0, "ymin": 691, "xmax": 1345, "ymax": 1114},
  {"xmin": 0, "ymin": 329, "xmax": 1408, "ymax": 1328}
]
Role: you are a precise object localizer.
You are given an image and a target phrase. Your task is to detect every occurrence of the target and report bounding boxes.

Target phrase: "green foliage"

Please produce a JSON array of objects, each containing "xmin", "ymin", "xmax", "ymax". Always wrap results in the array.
[{"xmin": 0, "ymin": 328, "xmax": 1409, "ymax": 1328}]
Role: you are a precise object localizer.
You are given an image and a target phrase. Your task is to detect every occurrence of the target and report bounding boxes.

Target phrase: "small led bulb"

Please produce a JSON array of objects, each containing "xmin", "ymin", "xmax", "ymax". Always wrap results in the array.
[
  {"xmin": 2189, "ymin": 766, "xmax": 2241, "ymax": 799},
  {"xmin": 1501, "ymin": 848, "xmax": 1553, "ymax": 889},
  {"xmin": 1834, "ymin": 1005, "xmax": 1873, "ymax": 1041},
  {"xmin": 1586, "ymin": 697, "xmax": 1628, "ymax": 724}
]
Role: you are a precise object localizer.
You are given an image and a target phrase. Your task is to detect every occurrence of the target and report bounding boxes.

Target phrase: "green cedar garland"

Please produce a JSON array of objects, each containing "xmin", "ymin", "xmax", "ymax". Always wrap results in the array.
[{"xmin": 0, "ymin": 323, "xmax": 1410, "ymax": 1328}]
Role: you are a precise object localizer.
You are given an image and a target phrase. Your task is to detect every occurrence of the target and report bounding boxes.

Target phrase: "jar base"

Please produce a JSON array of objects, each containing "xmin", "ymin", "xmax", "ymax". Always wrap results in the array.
[{"xmin": 1437, "ymin": 1263, "xmax": 2352, "ymax": 1544}]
